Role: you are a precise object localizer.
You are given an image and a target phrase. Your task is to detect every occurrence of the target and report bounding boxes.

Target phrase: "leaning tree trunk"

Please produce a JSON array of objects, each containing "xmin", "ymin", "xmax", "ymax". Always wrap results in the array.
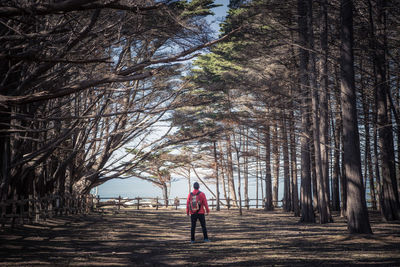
[{"xmin": 340, "ymin": 0, "xmax": 372, "ymax": 234}]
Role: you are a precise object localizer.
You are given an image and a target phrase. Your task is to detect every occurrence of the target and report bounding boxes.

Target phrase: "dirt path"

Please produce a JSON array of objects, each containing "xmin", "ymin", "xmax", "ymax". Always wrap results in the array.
[{"xmin": 1, "ymin": 209, "xmax": 399, "ymax": 266}]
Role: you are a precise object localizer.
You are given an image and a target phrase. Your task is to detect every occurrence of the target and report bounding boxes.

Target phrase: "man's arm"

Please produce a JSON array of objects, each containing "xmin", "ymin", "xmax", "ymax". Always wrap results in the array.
[{"xmin": 202, "ymin": 193, "xmax": 210, "ymax": 214}]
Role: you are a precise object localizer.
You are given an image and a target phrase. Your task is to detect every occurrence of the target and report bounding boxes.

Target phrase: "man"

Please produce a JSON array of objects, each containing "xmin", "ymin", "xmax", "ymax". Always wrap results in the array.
[{"xmin": 186, "ymin": 182, "xmax": 210, "ymax": 243}]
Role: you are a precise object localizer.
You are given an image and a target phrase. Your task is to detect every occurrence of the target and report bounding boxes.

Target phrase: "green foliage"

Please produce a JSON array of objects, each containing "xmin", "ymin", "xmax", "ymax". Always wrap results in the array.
[{"xmin": 169, "ymin": 0, "xmax": 221, "ymax": 19}]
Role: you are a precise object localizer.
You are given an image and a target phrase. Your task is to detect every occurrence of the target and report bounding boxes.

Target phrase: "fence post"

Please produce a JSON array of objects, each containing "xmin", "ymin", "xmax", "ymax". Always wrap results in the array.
[
  {"xmin": 96, "ymin": 195, "xmax": 100, "ymax": 211},
  {"xmin": 136, "ymin": 197, "xmax": 140, "ymax": 210},
  {"xmin": 118, "ymin": 195, "xmax": 121, "ymax": 211},
  {"xmin": 211, "ymin": 198, "xmax": 215, "ymax": 210},
  {"xmin": 227, "ymin": 198, "xmax": 230, "ymax": 210},
  {"xmin": 156, "ymin": 197, "xmax": 159, "ymax": 210}
]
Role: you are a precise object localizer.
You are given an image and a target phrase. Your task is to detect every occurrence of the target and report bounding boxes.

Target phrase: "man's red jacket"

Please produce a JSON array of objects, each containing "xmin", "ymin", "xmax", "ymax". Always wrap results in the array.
[{"xmin": 186, "ymin": 189, "xmax": 210, "ymax": 215}]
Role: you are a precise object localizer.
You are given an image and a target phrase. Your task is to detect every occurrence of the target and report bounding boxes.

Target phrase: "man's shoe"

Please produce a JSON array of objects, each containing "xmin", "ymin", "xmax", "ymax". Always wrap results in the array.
[
  {"xmin": 204, "ymin": 239, "xmax": 210, "ymax": 242},
  {"xmin": 191, "ymin": 240, "xmax": 195, "ymax": 244}
]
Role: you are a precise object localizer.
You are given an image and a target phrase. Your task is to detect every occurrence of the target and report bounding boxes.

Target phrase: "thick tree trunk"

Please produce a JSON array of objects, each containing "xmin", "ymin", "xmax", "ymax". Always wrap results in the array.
[
  {"xmin": 318, "ymin": 0, "xmax": 331, "ymax": 214},
  {"xmin": 372, "ymin": 0, "xmax": 400, "ymax": 221},
  {"xmin": 162, "ymin": 183, "xmax": 169, "ymax": 207},
  {"xmin": 340, "ymin": 0, "xmax": 372, "ymax": 234},
  {"xmin": 298, "ymin": 0, "xmax": 315, "ymax": 223}
]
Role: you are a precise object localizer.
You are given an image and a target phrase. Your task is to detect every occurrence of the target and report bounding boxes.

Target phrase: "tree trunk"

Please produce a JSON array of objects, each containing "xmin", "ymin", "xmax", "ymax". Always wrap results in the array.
[
  {"xmin": 232, "ymin": 131, "xmax": 243, "ymax": 216},
  {"xmin": 318, "ymin": 0, "xmax": 331, "ymax": 214},
  {"xmin": 332, "ymin": 95, "xmax": 341, "ymax": 212},
  {"xmin": 226, "ymin": 135, "xmax": 238, "ymax": 206},
  {"xmin": 340, "ymin": 0, "xmax": 372, "ymax": 234},
  {"xmin": 213, "ymin": 141, "xmax": 220, "ymax": 211},
  {"xmin": 308, "ymin": 0, "xmax": 331, "ymax": 224},
  {"xmin": 298, "ymin": 0, "xmax": 315, "ymax": 223},
  {"xmin": 0, "ymin": 107, "xmax": 11, "ymax": 200},
  {"xmin": 256, "ymin": 135, "xmax": 260, "ymax": 209},
  {"xmin": 371, "ymin": 0, "xmax": 400, "ymax": 221},
  {"xmin": 244, "ymin": 128, "xmax": 249, "ymax": 210},
  {"xmin": 282, "ymin": 114, "xmax": 291, "ymax": 212},
  {"xmin": 264, "ymin": 123, "xmax": 274, "ymax": 211},
  {"xmin": 162, "ymin": 183, "xmax": 169, "ymax": 207},
  {"xmin": 289, "ymin": 108, "xmax": 300, "ymax": 216},
  {"xmin": 218, "ymin": 141, "xmax": 228, "ymax": 202},
  {"xmin": 310, "ymin": 140, "xmax": 318, "ymax": 211},
  {"xmin": 272, "ymin": 119, "xmax": 280, "ymax": 208},
  {"xmin": 361, "ymin": 64, "xmax": 377, "ymax": 210}
]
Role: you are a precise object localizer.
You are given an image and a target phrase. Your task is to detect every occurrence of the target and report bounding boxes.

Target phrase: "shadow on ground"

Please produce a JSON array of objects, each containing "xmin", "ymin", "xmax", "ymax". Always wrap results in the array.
[{"xmin": 0, "ymin": 209, "xmax": 399, "ymax": 266}]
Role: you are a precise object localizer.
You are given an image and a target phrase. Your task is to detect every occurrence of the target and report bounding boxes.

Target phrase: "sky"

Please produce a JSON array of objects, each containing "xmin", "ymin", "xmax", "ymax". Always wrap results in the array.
[{"xmin": 96, "ymin": 1, "xmax": 280, "ymax": 202}]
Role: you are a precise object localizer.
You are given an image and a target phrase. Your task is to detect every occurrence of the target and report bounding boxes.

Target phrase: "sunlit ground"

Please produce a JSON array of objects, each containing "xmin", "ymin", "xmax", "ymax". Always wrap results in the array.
[{"xmin": 1, "ymin": 209, "xmax": 399, "ymax": 266}]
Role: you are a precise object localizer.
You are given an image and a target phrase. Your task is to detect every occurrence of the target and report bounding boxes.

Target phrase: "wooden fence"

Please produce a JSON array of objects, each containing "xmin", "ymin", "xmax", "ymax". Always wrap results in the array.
[
  {"xmin": 0, "ymin": 194, "xmax": 96, "ymax": 227},
  {"xmin": 96, "ymin": 196, "xmax": 283, "ymax": 211}
]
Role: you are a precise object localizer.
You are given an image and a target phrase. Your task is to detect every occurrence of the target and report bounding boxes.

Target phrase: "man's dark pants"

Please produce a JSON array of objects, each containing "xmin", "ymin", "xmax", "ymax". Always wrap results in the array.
[{"xmin": 191, "ymin": 213, "xmax": 208, "ymax": 241}]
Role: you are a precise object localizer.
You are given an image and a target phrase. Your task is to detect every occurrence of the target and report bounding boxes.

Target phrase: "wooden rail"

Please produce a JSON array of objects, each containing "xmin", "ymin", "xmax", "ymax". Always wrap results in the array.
[
  {"xmin": 95, "ymin": 196, "xmax": 283, "ymax": 211},
  {"xmin": 0, "ymin": 194, "xmax": 96, "ymax": 227}
]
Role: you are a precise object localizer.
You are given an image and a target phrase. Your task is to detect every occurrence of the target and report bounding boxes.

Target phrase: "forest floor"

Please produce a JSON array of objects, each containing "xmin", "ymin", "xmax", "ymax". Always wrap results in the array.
[{"xmin": 0, "ymin": 208, "xmax": 400, "ymax": 266}]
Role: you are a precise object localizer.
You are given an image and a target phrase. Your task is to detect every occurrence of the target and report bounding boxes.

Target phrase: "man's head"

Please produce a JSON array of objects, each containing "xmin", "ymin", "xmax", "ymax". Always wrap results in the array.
[{"xmin": 193, "ymin": 182, "xmax": 199, "ymax": 190}]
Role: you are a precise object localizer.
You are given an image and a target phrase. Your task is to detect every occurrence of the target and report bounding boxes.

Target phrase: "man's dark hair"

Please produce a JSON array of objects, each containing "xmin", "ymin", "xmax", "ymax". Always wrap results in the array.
[{"xmin": 193, "ymin": 182, "xmax": 199, "ymax": 189}]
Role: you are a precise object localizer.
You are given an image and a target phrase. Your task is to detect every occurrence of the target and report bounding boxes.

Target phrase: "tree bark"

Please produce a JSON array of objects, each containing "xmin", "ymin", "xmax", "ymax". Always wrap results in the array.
[
  {"xmin": 289, "ymin": 108, "xmax": 300, "ymax": 216},
  {"xmin": 332, "ymin": 94, "xmax": 341, "ymax": 212},
  {"xmin": 272, "ymin": 119, "xmax": 280, "ymax": 208},
  {"xmin": 226, "ymin": 135, "xmax": 238, "ymax": 206},
  {"xmin": 371, "ymin": 0, "xmax": 400, "ymax": 221},
  {"xmin": 264, "ymin": 123, "xmax": 274, "ymax": 211},
  {"xmin": 282, "ymin": 114, "xmax": 291, "ymax": 212},
  {"xmin": 318, "ymin": 0, "xmax": 331, "ymax": 214},
  {"xmin": 340, "ymin": 0, "xmax": 372, "ymax": 234},
  {"xmin": 213, "ymin": 141, "xmax": 220, "ymax": 211},
  {"xmin": 298, "ymin": 0, "xmax": 315, "ymax": 223}
]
